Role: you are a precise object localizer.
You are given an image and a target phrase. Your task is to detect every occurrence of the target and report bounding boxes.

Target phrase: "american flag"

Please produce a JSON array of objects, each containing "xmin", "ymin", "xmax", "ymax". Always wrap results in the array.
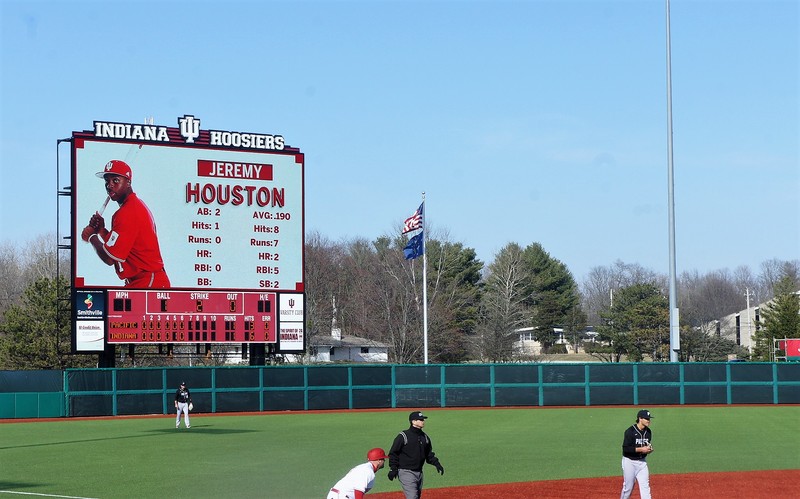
[{"xmin": 402, "ymin": 203, "xmax": 424, "ymax": 234}]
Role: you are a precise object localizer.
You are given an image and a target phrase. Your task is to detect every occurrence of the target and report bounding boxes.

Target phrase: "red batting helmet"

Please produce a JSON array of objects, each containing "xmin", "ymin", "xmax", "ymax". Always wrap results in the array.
[
  {"xmin": 367, "ymin": 448, "xmax": 388, "ymax": 461},
  {"xmin": 96, "ymin": 160, "xmax": 132, "ymax": 181}
]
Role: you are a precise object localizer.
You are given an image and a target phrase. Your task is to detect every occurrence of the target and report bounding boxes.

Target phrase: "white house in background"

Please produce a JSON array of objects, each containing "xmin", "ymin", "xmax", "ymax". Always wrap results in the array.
[
  {"xmin": 305, "ymin": 326, "xmax": 390, "ymax": 363},
  {"xmin": 284, "ymin": 297, "xmax": 389, "ymax": 363},
  {"xmin": 283, "ymin": 295, "xmax": 390, "ymax": 363},
  {"xmin": 514, "ymin": 327, "xmax": 575, "ymax": 356}
]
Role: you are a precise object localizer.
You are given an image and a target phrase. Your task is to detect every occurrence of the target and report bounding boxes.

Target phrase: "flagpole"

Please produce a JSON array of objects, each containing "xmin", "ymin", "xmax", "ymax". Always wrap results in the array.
[{"xmin": 421, "ymin": 192, "xmax": 429, "ymax": 364}]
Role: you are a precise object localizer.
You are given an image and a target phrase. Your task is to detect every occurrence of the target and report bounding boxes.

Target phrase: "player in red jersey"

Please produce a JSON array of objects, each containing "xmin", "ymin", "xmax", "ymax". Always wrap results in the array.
[{"xmin": 81, "ymin": 160, "xmax": 171, "ymax": 288}]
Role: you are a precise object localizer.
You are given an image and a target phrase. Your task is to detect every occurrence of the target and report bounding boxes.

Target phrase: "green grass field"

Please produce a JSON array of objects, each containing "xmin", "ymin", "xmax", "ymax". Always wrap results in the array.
[{"xmin": 1, "ymin": 406, "xmax": 798, "ymax": 498}]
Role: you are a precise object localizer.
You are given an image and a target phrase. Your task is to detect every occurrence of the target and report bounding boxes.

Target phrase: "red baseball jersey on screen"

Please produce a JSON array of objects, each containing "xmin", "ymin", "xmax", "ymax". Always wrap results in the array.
[
  {"xmin": 102, "ymin": 193, "xmax": 166, "ymax": 280},
  {"xmin": 787, "ymin": 339, "xmax": 800, "ymax": 361}
]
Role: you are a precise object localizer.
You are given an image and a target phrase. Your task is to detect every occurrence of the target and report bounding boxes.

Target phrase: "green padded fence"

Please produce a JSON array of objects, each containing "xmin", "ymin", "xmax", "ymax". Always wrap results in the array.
[
  {"xmin": 0, "ymin": 370, "xmax": 65, "ymax": 418},
  {"xmin": 0, "ymin": 392, "xmax": 65, "ymax": 418},
  {"xmin": 2, "ymin": 362, "xmax": 800, "ymax": 419}
]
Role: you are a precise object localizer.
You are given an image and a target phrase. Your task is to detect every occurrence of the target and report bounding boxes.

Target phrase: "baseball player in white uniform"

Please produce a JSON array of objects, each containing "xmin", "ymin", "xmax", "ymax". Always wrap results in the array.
[
  {"xmin": 620, "ymin": 409, "xmax": 654, "ymax": 499},
  {"xmin": 327, "ymin": 448, "xmax": 389, "ymax": 499}
]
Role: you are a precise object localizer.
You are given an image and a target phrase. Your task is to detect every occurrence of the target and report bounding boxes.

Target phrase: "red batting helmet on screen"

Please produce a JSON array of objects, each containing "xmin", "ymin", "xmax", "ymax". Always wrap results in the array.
[
  {"xmin": 96, "ymin": 160, "xmax": 132, "ymax": 181},
  {"xmin": 367, "ymin": 448, "xmax": 389, "ymax": 461}
]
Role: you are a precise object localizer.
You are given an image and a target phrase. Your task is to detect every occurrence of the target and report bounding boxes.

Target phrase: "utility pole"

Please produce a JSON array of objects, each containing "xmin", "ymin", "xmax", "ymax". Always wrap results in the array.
[{"xmin": 745, "ymin": 287, "xmax": 755, "ymax": 357}]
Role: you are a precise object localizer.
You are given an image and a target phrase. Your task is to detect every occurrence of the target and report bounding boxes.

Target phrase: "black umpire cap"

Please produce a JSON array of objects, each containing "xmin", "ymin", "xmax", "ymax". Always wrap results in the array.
[{"xmin": 409, "ymin": 411, "xmax": 428, "ymax": 421}]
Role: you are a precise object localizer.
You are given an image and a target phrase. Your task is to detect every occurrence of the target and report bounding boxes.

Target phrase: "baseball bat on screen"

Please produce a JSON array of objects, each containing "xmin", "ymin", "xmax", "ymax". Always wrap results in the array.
[{"xmin": 98, "ymin": 195, "xmax": 111, "ymax": 216}]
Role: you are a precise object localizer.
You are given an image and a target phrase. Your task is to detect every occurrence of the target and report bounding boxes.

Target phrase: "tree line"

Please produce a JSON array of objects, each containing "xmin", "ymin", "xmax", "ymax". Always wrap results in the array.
[{"xmin": 1, "ymin": 232, "xmax": 798, "ymax": 369}]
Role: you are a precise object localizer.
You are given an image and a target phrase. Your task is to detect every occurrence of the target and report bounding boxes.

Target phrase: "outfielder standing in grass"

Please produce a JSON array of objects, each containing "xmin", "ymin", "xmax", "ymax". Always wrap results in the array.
[
  {"xmin": 175, "ymin": 381, "xmax": 192, "ymax": 429},
  {"xmin": 620, "ymin": 409, "xmax": 654, "ymax": 499},
  {"xmin": 388, "ymin": 411, "xmax": 444, "ymax": 499},
  {"xmin": 327, "ymin": 447, "xmax": 389, "ymax": 499}
]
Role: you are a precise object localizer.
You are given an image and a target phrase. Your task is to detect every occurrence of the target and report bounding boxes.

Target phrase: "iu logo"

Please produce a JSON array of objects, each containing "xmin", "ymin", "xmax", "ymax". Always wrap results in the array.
[
  {"xmin": 178, "ymin": 115, "xmax": 200, "ymax": 143},
  {"xmin": 288, "ymin": 298, "xmax": 295, "ymax": 308}
]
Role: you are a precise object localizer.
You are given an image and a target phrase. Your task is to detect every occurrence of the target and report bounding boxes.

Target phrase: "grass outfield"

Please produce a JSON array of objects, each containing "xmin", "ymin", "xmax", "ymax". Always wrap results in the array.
[{"xmin": 1, "ymin": 406, "xmax": 798, "ymax": 498}]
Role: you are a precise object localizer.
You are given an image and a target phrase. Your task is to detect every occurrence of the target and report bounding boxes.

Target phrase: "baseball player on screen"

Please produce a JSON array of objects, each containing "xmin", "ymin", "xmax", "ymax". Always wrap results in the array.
[
  {"xmin": 620, "ymin": 409, "xmax": 654, "ymax": 499},
  {"xmin": 81, "ymin": 160, "xmax": 170, "ymax": 288},
  {"xmin": 327, "ymin": 448, "xmax": 389, "ymax": 499}
]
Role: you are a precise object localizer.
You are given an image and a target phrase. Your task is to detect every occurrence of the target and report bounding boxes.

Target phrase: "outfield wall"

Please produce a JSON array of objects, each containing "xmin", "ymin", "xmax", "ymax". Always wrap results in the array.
[{"xmin": 2, "ymin": 362, "xmax": 799, "ymax": 418}]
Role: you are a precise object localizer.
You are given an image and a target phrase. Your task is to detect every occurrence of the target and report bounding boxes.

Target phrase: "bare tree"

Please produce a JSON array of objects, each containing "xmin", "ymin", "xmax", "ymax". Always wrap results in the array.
[
  {"xmin": 476, "ymin": 243, "xmax": 530, "ymax": 361},
  {"xmin": 679, "ymin": 269, "xmax": 744, "ymax": 330},
  {"xmin": 328, "ymin": 231, "xmax": 481, "ymax": 364},
  {"xmin": 23, "ymin": 234, "xmax": 62, "ymax": 281},
  {"xmin": 732, "ymin": 265, "xmax": 763, "ymax": 304},
  {"xmin": 759, "ymin": 259, "xmax": 800, "ymax": 302},
  {"xmin": 0, "ymin": 241, "xmax": 25, "ymax": 316},
  {"xmin": 305, "ymin": 235, "xmax": 425, "ymax": 363},
  {"xmin": 366, "ymin": 236, "xmax": 425, "ymax": 363},
  {"xmin": 304, "ymin": 231, "xmax": 345, "ymax": 352},
  {"xmin": 581, "ymin": 260, "xmax": 665, "ymax": 326},
  {"xmin": 338, "ymin": 237, "xmax": 387, "ymax": 340}
]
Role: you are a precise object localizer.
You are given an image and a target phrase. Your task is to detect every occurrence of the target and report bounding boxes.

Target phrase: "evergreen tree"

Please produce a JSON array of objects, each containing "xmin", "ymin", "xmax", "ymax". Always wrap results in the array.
[
  {"xmin": 597, "ymin": 282, "xmax": 669, "ymax": 362},
  {"xmin": 424, "ymin": 240, "xmax": 482, "ymax": 363},
  {"xmin": 679, "ymin": 326, "xmax": 747, "ymax": 362},
  {"xmin": 752, "ymin": 272, "xmax": 800, "ymax": 361},
  {"xmin": 0, "ymin": 276, "xmax": 94, "ymax": 369},
  {"xmin": 520, "ymin": 243, "xmax": 582, "ymax": 349}
]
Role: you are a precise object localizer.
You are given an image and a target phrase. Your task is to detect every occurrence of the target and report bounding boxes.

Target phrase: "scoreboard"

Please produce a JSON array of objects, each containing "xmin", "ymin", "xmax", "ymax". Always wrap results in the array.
[
  {"xmin": 69, "ymin": 116, "xmax": 306, "ymax": 356},
  {"xmin": 106, "ymin": 290, "xmax": 276, "ymax": 344}
]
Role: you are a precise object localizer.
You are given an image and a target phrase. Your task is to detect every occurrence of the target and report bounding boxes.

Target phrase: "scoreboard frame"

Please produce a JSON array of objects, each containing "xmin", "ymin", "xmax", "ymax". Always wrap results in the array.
[{"xmin": 69, "ymin": 116, "xmax": 306, "ymax": 356}]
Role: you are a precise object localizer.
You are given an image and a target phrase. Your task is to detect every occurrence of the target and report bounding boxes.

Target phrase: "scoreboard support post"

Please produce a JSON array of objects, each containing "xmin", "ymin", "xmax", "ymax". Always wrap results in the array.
[
  {"xmin": 99, "ymin": 343, "xmax": 115, "ymax": 368},
  {"xmin": 249, "ymin": 343, "xmax": 266, "ymax": 366}
]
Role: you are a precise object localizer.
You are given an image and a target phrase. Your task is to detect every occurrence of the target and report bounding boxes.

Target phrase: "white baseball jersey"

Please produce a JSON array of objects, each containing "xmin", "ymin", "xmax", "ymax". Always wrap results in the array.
[{"xmin": 327, "ymin": 462, "xmax": 376, "ymax": 499}]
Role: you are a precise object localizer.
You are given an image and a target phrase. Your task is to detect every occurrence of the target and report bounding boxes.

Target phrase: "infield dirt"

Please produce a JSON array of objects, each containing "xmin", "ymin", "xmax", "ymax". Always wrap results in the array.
[{"xmin": 370, "ymin": 469, "xmax": 798, "ymax": 498}]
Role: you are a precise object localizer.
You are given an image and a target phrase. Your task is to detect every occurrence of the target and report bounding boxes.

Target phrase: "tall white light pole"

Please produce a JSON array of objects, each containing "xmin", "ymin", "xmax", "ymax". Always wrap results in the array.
[
  {"xmin": 666, "ymin": 0, "xmax": 680, "ymax": 362},
  {"xmin": 422, "ymin": 192, "xmax": 429, "ymax": 364}
]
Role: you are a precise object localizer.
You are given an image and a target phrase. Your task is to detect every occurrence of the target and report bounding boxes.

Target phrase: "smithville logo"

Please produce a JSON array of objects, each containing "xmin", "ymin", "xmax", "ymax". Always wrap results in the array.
[
  {"xmin": 92, "ymin": 115, "xmax": 285, "ymax": 151},
  {"xmin": 77, "ymin": 309, "xmax": 103, "ymax": 317}
]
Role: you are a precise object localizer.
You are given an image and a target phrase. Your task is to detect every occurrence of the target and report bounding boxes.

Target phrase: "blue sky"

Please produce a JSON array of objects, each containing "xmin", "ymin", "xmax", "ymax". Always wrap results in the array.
[{"xmin": 1, "ymin": 0, "xmax": 797, "ymax": 281}]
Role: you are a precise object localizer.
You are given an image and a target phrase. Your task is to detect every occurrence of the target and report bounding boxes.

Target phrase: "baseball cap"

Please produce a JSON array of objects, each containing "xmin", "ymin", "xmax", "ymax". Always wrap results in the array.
[
  {"xmin": 96, "ymin": 160, "xmax": 132, "ymax": 181},
  {"xmin": 180, "ymin": 381, "xmax": 186, "ymax": 386},
  {"xmin": 409, "ymin": 411, "xmax": 428, "ymax": 421},
  {"xmin": 637, "ymin": 409, "xmax": 653, "ymax": 420},
  {"xmin": 367, "ymin": 448, "xmax": 389, "ymax": 461}
]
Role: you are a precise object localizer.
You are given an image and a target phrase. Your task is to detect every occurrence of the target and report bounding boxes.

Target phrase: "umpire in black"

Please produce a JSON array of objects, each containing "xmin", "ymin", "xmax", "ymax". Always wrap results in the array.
[{"xmin": 387, "ymin": 411, "xmax": 444, "ymax": 499}]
